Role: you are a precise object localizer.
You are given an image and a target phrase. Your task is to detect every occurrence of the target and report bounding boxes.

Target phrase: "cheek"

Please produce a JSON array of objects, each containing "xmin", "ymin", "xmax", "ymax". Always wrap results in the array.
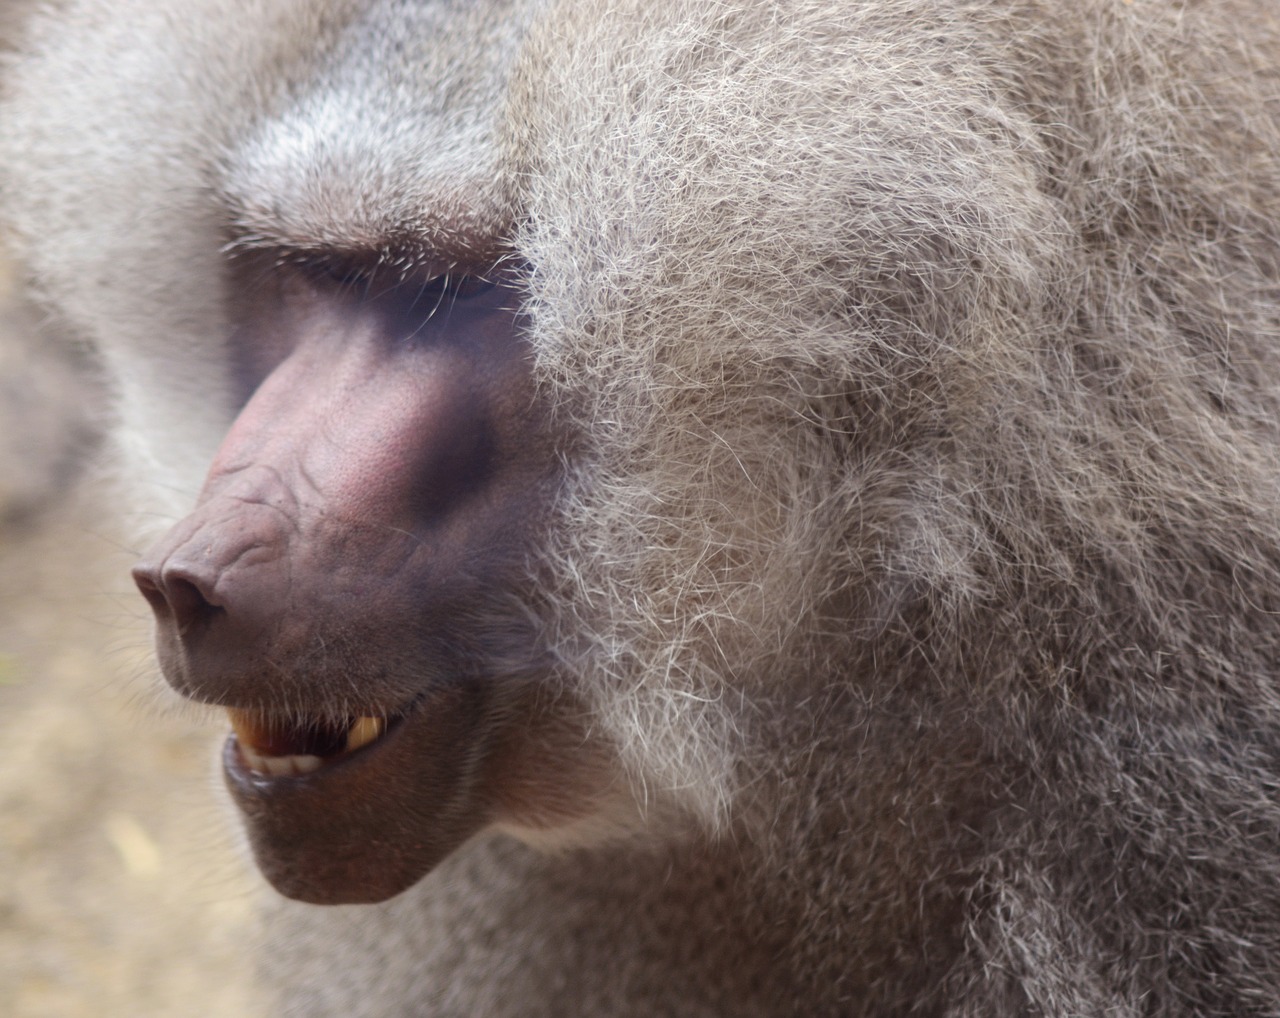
[{"xmin": 484, "ymin": 694, "xmax": 635, "ymax": 839}]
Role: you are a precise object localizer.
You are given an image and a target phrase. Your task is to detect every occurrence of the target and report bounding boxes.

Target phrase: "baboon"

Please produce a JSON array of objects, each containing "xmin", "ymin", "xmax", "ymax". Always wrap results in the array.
[{"xmin": 4, "ymin": 0, "xmax": 1280, "ymax": 1014}]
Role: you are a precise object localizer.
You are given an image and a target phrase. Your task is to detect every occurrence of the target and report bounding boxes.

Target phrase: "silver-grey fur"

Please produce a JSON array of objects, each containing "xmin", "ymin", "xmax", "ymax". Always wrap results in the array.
[{"xmin": 5, "ymin": 0, "xmax": 1280, "ymax": 1013}]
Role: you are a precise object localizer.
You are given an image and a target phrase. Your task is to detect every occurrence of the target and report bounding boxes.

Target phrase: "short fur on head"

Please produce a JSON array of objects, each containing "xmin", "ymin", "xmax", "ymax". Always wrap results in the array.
[{"xmin": 5, "ymin": 0, "xmax": 1280, "ymax": 1013}]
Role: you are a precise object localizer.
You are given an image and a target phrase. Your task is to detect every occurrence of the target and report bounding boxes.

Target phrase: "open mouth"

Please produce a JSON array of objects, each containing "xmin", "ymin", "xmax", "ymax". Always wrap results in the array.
[
  {"xmin": 227, "ymin": 708, "xmax": 397, "ymax": 777},
  {"xmin": 218, "ymin": 683, "xmax": 489, "ymax": 904}
]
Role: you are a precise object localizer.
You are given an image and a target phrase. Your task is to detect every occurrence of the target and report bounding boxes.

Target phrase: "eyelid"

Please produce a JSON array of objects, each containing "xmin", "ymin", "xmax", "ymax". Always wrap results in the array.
[
  {"xmin": 287, "ymin": 253, "xmax": 371, "ymax": 287},
  {"xmin": 292, "ymin": 256, "xmax": 501, "ymax": 304},
  {"xmin": 442, "ymin": 273, "xmax": 498, "ymax": 299},
  {"xmin": 385, "ymin": 272, "xmax": 503, "ymax": 314}
]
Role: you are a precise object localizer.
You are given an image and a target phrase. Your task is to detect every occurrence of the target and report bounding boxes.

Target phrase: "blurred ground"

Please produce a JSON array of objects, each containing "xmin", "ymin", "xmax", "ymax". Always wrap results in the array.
[{"xmin": 0, "ymin": 254, "xmax": 267, "ymax": 1014}]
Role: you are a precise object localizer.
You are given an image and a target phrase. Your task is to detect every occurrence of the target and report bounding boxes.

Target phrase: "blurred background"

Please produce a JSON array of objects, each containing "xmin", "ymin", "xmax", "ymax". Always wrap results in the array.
[{"xmin": 0, "ymin": 5, "xmax": 266, "ymax": 1015}]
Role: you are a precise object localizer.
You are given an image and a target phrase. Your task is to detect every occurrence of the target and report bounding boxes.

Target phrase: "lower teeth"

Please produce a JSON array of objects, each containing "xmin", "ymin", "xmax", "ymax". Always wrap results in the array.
[{"xmin": 239, "ymin": 744, "xmax": 324, "ymax": 776}]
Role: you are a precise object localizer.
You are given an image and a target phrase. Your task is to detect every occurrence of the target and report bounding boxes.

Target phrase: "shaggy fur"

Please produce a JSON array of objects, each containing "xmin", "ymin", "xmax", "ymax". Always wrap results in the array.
[{"xmin": 5, "ymin": 0, "xmax": 1280, "ymax": 1013}]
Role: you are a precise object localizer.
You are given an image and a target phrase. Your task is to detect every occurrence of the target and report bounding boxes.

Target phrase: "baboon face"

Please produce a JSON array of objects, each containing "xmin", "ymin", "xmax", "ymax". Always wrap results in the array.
[
  {"xmin": 132, "ymin": 255, "xmax": 574, "ymax": 903},
  {"xmin": 112, "ymin": 3, "xmax": 620, "ymax": 904}
]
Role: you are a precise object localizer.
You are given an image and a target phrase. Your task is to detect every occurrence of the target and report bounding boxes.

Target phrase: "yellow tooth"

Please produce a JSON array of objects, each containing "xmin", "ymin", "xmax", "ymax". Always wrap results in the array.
[{"xmin": 345, "ymin": 716, "xmax": 385, "ymax": 753}]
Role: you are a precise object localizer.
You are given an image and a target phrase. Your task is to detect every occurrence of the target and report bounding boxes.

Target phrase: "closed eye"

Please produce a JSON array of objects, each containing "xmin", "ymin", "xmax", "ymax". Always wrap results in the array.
[
  {"xmin": 404, "ymin": 272, "xmax": 498, "ymax": 314},
  {"xmin": 294, "ymin": 255, "xmax": 499, "ymax": 312}
]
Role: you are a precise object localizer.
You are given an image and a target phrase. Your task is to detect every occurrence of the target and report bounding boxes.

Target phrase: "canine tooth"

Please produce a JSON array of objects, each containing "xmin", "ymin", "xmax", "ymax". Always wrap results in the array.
[{"xmin": 345, "ymin": 716, "xmax": 385, "ymax": 753}]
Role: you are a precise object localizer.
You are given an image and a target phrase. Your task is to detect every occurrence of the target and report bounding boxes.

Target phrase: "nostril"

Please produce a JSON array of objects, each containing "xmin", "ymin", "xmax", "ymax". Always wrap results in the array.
[
  {"xmin": 132, "ymin": 562, "xmax": 224, "ymax": 635},
  {"xmin": 167, "ymin": 572, "xmax": 225, "ymax": 635},
  {"xmin": 133, "ymin": 567, "xmax": 170, "ymax": 616}
]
